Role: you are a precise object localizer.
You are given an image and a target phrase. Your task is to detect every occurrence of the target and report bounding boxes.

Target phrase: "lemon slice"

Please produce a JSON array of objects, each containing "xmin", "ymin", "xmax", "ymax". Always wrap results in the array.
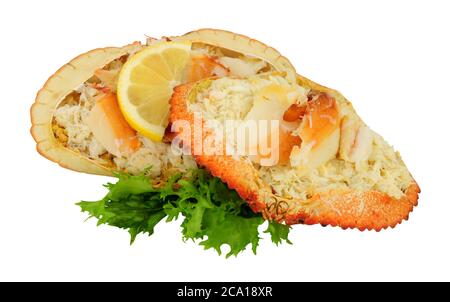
[{"xmin": 117, "ymin": 41, "xmax": 191, "ymax": 141}]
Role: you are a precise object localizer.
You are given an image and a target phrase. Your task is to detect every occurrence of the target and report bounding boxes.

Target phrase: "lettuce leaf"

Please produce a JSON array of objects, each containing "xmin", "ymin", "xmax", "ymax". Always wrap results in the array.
[{"xmin": 77, "ymin": 169, "xmax": 292, "ymax": 257}]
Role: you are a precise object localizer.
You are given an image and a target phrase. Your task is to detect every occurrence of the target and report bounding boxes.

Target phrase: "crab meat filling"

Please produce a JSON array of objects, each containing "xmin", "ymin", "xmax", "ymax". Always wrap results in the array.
[
  {"xmin": 52, "ymin": 43, "xmax": 273, "ymax": 176},
  {"xmin": 186, "ymin": 75, "xmax": 413, "ymax": 200}
]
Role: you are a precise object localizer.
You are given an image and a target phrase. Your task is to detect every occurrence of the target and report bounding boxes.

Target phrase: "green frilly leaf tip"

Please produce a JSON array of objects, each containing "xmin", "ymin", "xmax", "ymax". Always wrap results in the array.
[
  {"xmin": 76, "ymin": 168, "xmax": 292, "ymax": 256},
  {"xmin": 265, "ymin": 221, "xmax": 292, "ymax": 246}
]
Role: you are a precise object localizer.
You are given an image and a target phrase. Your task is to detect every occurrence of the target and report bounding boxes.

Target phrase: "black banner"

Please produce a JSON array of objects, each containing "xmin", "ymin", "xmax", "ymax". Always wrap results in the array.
[{"xmin": 0, "ymin": 282, "xmax": 447, "ymax": 300}]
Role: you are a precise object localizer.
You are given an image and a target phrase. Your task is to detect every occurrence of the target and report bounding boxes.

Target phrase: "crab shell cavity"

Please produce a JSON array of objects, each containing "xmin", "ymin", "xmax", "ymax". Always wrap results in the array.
[
  {"xmin": 30, "ymin": 29, "xmax": 297, "ymax": 176},
  {"xmin": 30, "ymin": 43, "xmax": 142, "ymax": 176},
  {"xmin": 169, "ymin": 75, "xmax": 420, "ymax": 231},
  {"xmin": 176, "ymin": 28, "xmax": 296, "ymax": 82}
]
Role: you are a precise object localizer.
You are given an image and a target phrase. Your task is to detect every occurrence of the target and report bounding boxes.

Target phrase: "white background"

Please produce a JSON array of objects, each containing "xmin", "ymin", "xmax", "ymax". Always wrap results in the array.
[{"xmin": 1, "ymin": 0, "xmax": 449, "ymax": 281}]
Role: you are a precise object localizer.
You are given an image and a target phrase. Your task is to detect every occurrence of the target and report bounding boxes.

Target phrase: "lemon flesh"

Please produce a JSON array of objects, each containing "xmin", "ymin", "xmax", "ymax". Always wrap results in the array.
[{"xmin": 117, "ymin": 41, "xmax": 191, "ymax": 141}]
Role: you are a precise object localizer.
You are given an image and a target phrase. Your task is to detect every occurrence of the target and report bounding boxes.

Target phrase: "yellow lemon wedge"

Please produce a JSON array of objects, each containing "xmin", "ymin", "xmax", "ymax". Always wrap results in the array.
[{"xmin": 117, "ymin": 41, "xmax": 191, "ymax": 141}]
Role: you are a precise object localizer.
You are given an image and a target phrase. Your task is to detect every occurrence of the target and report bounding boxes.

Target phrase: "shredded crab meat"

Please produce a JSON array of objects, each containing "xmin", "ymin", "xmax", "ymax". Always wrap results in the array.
[
  {"xmin": 169, "ymin": 76, "xmax": 419, "ymax": 231},
  {"xmin": 52, "ymin": 46, "xmax": 272, "ymax": 176},
  {"xmin": 185, "ymin": 75, "xmax": 413, "ymax": 199}
]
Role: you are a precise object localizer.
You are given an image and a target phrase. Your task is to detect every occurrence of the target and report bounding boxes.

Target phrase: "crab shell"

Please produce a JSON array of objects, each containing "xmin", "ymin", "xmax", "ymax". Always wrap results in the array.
[
  {"xmin": 169, "ymin": 76, "xmax": 420, "ymax": 231},
  {"xmin": 173, "ymin": 28, "xmax": 296, "ymax": 82},
  {"xmin": 30, "ymin": 29, "xmax": 296, "ymax": 176},
  {"xmin": 30, "ymin": 43, "xmax": 142, "ymax": 176}
]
